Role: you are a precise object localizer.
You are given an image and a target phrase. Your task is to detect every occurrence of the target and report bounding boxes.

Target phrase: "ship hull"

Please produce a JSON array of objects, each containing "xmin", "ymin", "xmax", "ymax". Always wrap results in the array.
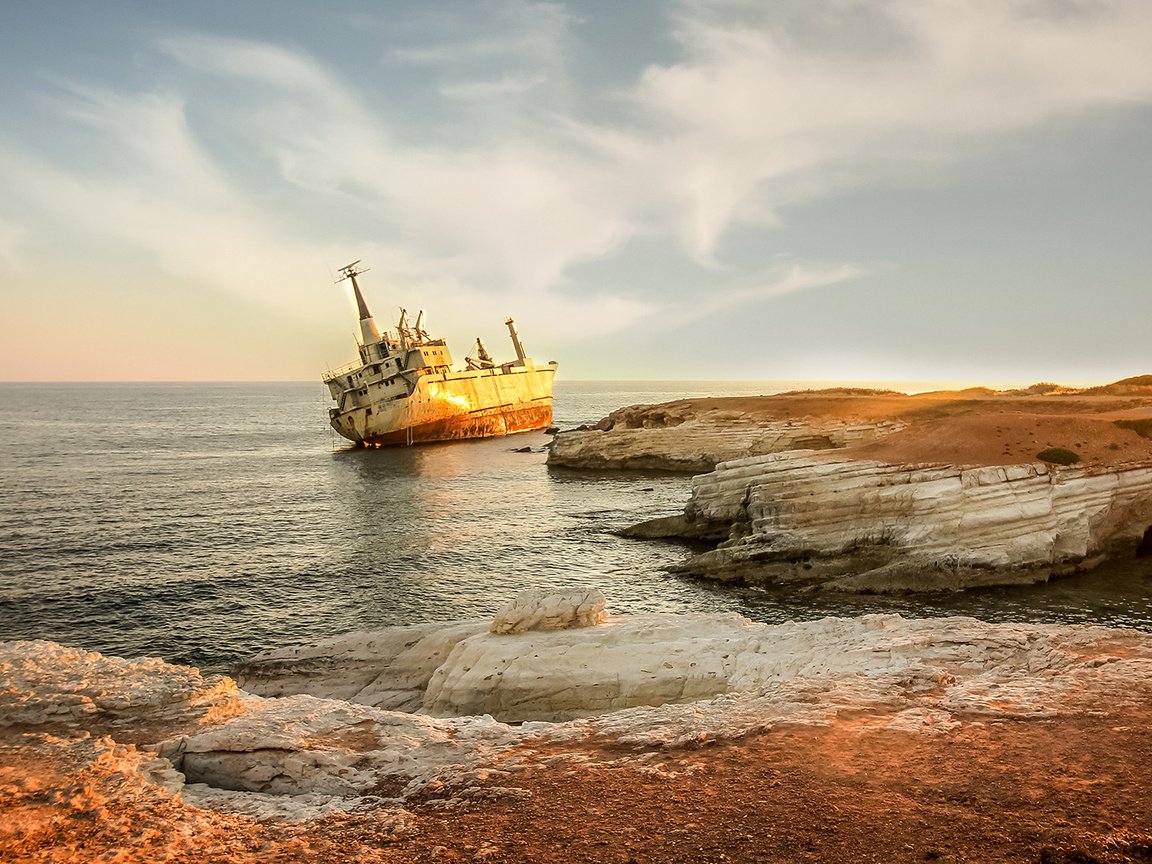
[
  {"xmin": 329, "ymin": 363, "xmax": 556, "ymax": 447},
  {"xmin": 363, "ymin": 400, "xmax": 553, "ymax": 446}
]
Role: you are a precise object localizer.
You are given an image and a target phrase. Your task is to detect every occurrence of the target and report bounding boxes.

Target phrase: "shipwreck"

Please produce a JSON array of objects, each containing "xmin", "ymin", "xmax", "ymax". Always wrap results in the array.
[{"xmin": 323, "ymin": 261, "xmax": 558, "ymax": 447}]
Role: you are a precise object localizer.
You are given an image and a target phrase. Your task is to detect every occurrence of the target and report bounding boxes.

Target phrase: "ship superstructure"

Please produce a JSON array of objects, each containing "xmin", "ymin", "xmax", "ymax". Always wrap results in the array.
[{"xmin": 323, "ymin": 262, "xmax": 557, "ymax": 447}]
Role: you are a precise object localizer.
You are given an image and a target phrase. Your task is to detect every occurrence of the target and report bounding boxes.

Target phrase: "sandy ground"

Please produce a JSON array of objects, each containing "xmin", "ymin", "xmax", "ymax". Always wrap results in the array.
[{"xmin": 5, "ymin": 699, "xmax": 1152, "ymax": 864}]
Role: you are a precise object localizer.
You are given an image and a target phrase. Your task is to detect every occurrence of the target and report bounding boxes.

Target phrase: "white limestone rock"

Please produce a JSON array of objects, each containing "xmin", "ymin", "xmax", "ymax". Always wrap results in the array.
[
  {"xmin": 234, "ymin": 621, "xmax": 486, "ymax": 711},
  {"xmin": 0, "ymin": 640, "xmax": 241, "ymax": 744},
  {"xmin": 6, "ymin": 611, "xmax": 1152, "ymax": 823},
  {"xmin": 667, "ymin": 452, "xmax": 1152, "ymax": 591},
  {"xmin": 489, "ymin": 587, "xmax": 607, "ymax": 635},
  {"xmin": 228, "ymin": 605, "xmax": 1150, "ymax": 726},
  {"xmin": 178, "ymin": 694, "xmax": 516, "ymax": 800},
  {"xmin": 420, "ymin": 611, "xmax": 1128, "ymax": 723}
]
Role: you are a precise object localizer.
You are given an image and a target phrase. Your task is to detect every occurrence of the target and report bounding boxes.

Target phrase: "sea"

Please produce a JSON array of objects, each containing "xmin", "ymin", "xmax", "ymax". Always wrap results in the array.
[{"xmin": 1, "ymin": 380, "xmax": 1150, "ymax": 673}]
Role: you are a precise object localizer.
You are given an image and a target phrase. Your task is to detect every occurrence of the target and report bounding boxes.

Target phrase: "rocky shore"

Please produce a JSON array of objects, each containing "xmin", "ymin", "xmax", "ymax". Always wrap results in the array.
[
  {"xmin": 561, "ymin": 378, "xmax": 1152, "ymax": 592},
  {"xmin": 547, "ymin": 397, "xmax": 905, "ymax": 472},
  {"xmin": 3, "ymin": 588, "xmax": 1152, "ymax": 862}
]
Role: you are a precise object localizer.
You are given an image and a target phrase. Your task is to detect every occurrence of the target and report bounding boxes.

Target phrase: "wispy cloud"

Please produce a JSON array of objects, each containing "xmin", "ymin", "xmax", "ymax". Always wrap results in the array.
[
  {"xmin": 650, "ymin": 261, "xmax": 871, "ymax": 330},
  {"xmin": 0, "ymin": 218, "xmax": 25, "ymax": 268},
  {"xmin": 439, "ymin": 73, "xmax": 547, "ymax": 101},
  {"xmin": 3, "ymin": 0, "xmax": 1152, "ymax": 367},
  {"xmin": 388, "ymin": 0, "xmax": 574, "ymax": 66},
  {"xmin": 621, "ymin": 0, "xmax": 1152, "ymax": 260}
]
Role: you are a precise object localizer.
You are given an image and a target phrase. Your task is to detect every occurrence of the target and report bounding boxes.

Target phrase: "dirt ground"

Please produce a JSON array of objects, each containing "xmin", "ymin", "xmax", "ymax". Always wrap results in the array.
[
  {"xmin": 4, "ymin": 703, "xmax": 1152, "ymax": 864},
  {"xmin": 399, "ymin": 711, "xmax": 1152, "ymax": 864},
  {"xmin": 620, "ymin": 377, "xmax": 1152, "ymax": 468}
]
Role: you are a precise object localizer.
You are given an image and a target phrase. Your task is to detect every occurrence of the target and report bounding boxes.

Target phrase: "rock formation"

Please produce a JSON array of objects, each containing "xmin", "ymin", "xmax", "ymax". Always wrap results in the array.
[
  {"xmin": 489, "ymin": 586, "xmax": 607, "ymax": 634},
  {"xmin": 559, "ymin": 381, "xmax": 1152, "ymax": 590},
  {"xmin": 0, "ymin": 640, "xmax": 242, "ymax": 744},
  {"xmin": 547, "ymin": 381, "xmax": 1152, "ymax": 474},
  {"xmin": 234, "ymin": 621, "xmax": 487, "ymax": 712},
  {"xmin": 548, "ymin": 413, "xmax": 903, "ymax": 472},
  {"xmin": 637, "ymin": 451, "xmax": 1152, "ymax": 591}
]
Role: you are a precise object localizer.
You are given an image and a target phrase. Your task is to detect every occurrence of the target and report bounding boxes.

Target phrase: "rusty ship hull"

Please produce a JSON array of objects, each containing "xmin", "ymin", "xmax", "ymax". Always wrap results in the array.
[
  {"xmin": 323, "ymin": 262, "xmax": 557, "ymax": 448},
  {"xmin": 331, "ymin": 363, "xmax": 556, "ymax": 446}
]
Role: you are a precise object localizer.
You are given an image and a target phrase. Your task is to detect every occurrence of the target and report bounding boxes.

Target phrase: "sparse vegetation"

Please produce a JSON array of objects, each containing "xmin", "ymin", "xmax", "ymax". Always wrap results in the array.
[
  {"xmin": 776, "ymin": 387, "xmax": 904, "ymax": 397},
  {"xmin": 1083, "ymin": 374, "xmax": 1152, "ymax": 395},
  {"xmin": 1006, "ymin": 382, "xmax": 1064, "ymax": 396},
  {"xmin": 1036, "ymin": 447, "xmax": 1080, "ymax": 466},
  {"xmin": 1115, "ymin": 418, "xmax": 1152, "ymax": 439}
]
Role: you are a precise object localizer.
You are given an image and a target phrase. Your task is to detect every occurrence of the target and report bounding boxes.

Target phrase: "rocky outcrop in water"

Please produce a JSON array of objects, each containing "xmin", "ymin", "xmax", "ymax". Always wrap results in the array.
[
  {"xmin": 547, "ymin": 404, "xmax": 903, "ymax": 471},
  {"xmin": 637, "ymin": 451, "xmax": 1152, "ymax": 592}
]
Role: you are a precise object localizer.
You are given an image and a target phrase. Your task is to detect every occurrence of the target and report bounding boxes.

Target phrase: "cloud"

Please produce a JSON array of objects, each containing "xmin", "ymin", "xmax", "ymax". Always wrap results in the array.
[
  {"xmin": 650, "ymin": 261, "xmax": 870, "ymax": 330},
  {"xmin": 0, "ymin": 218, "xmax": 25, "ymax": 268},
  {"xmin": 388, "ymin": 0, "xmax": 575, "ymax": 67},
  {"xmin": 439, "ymin": 73, "xmax": 547, "ymax": 101},
  {"xmin": 620, "ymin": 0, "xmax": 1152, "ymax": 260}
]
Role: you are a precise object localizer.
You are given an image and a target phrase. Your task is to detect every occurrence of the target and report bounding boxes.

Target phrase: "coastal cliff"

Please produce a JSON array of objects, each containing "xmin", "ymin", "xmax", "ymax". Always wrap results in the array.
[
  {"xmin": 574, "ymin": 379, "xmax": 1152, "ymax": 591},
  {"xmin": 548, "ymin": 401, "xmax": 903, "ymax": 472},
  {"xmin": 645, "ymin": 452, "xmax": 1152, "ymax": 592},
  {"xmin": 3, "ymin": 589, "xmax": 1152, "ymax": 862}
]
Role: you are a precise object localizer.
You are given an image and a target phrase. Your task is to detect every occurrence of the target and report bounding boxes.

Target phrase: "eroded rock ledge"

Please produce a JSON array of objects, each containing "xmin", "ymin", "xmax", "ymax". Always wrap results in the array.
[
  {"xmin": 630, "ymin": 452, "xmax": 1152, "ymax": 592},
  {"xmin": 559, "ymin": 379, "xmax": 1152, "ymax": 590},
  {"xmin": 3, "ymin": 588, "xmax": 1152, "ymax": 860},
  {"xmin": 548, "ymin": 400, "xmax": 903, "ymax": 471}
]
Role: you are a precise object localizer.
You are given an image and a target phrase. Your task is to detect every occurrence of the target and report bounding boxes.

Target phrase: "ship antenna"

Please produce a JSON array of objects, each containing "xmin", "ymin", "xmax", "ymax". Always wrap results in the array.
[
  {"xmin": 334, "ymin": 259, "xmax": 382, "ymax": 347},
  {"xmin": 335, "ymin": 260, "xmax": 374, "ymax": 320}
]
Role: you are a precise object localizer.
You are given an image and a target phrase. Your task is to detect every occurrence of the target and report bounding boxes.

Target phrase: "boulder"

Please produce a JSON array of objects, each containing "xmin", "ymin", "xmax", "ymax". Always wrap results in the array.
[{"xmin": 489, "ymin": 587, "xmax": 607, "ymax": 634}]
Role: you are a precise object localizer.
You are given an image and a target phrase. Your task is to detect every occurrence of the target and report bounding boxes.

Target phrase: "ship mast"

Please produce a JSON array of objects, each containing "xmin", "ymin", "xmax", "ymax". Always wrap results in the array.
[{"xmin": 336, "ymin": 260, "xmax": 382, "ymax": 347}]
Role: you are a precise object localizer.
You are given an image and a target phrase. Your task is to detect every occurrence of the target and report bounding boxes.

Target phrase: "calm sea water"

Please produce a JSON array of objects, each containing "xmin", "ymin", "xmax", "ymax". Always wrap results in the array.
[{"xmin": 1, "ymin": 380, "xmax": 1149, "ymax": 672}]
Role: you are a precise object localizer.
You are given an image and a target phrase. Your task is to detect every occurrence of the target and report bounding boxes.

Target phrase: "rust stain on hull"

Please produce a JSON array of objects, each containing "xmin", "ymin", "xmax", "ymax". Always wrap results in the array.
[{"xmin": 363, "ymin": 403, "xmax": 553, "ymax": 447}]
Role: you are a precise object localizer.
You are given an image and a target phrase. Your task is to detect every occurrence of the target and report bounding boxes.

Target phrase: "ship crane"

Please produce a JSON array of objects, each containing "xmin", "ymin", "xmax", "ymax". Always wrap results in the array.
[{"xmin": 467, "ymin": 338, "xmax": 495, "ymax": 370}]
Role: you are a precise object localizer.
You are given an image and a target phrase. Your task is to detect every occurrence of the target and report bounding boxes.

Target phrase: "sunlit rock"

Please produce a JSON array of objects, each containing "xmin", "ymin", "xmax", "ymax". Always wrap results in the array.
[
  {"xmin": 4, "ymin": 606, "xmax": 1152, "ymax": 831},
  {"xmin": 0, "ymin": 640, "xmax": 241, "ymax": 744},
  {"xmin": 179, "ymin": 694, "xmax": 514, "ymax": 799},
  {"xmin": 234, "ymin": 622, "xmax": 486, "ymax": 711},
  {"xmin": 548, "ymin": 413, "xmax": 902, "ymax": 472},
  {"xmin": 650, "ymin": 453, "xmax": 1152, "ymax": 591},
  {"xmin": 489, "ymin": 587, "xmax": 607, "ymax": 634}
]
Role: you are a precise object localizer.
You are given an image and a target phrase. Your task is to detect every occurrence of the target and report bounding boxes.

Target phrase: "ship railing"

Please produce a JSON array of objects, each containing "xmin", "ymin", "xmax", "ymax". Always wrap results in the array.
[{"xmin": 322, "ymin": 360, "xmax": 363, "ymax": 383}]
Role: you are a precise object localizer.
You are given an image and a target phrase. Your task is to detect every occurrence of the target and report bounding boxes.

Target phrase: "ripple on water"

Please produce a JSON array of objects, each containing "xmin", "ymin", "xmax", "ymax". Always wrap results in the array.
[{"xmin": 0, "ymin": 381, "xmax": 1150, "ymax": 672}]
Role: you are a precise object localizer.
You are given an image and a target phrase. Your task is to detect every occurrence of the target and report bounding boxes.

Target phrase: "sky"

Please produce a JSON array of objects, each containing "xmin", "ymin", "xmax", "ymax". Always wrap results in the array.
[{"xmin": 0, "ymin": 0, "xmax": 1150, "ymax": 384}]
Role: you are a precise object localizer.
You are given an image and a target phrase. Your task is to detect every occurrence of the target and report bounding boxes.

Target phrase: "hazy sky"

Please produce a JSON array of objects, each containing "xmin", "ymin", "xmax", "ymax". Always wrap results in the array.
[{"xmin": 1, "ymin": 0, "xmax": 1150, "ymax": 383}]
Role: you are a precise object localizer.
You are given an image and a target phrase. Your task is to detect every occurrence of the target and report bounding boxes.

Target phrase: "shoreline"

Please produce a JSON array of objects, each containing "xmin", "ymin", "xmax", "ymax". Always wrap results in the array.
[
  {"xmin": 4, "ymin": 589, "xmax": 1152, "ymax": 862},
  {"xmin": 551, "ymin": 377, "xmax": 1152, "ymax": 593}
]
